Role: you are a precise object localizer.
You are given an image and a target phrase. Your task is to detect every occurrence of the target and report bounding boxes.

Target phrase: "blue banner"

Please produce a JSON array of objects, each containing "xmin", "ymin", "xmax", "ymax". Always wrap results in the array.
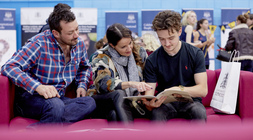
[
  {"xmin": 221, "ymin": 8, "xmax": 250, "ymax": 29},
  {"xmin": 0, "ymin": 9, "xmax": 15, "ymax": 30},
  {"xmin": 0, "ymin": 8, "xmax": 16, "ymax": 67},
  {"xmin": 142, "ymin": 10, "xmax": 163, "ymax": 31},
  {"xmin": 105, "ymin": 12, "xmax": 138, "ymax": 34},
  {"xmin": 220, "ymin": 8, "xmax": 251, "ymax": 50},
  {"xmin": 182, "ymin": 9, "xmax": 213, "ymax": 25}
]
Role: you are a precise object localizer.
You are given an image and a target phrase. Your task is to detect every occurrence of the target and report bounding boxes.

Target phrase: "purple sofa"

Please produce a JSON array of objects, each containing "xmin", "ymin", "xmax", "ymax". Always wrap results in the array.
[{"xmin": 0, "ymin": 69, "xmax": 253, "ymax": 130}]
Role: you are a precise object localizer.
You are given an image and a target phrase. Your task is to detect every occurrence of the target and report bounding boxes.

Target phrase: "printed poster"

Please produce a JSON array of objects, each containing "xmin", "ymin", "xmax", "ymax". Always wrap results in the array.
[
  {"xmin": 141, "ymin": 9, "xmax": 165, "ymax": 37},
  {"xmin": 21, "ymin": 7, "xmax": 98, "ymax": 58},
  {"xmin": 105, "ymin": 11, "xmax": 138, "ymax": 35},
  {"xmin": 0, "ymin": 8, "xmax": 16, "ymax": 67}
]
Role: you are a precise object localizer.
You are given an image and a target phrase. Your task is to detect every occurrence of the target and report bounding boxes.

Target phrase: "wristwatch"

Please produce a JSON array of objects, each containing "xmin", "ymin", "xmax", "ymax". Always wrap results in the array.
[{"xmin": 179, "ymin": 85, "xmax": 184, "ymax": 91}]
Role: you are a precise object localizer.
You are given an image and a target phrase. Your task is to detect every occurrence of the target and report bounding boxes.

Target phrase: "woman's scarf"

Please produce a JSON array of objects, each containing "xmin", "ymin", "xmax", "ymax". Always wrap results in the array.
[{"xmin": 108, "ymin": 46, "xmax": 139, "ymax": 96}]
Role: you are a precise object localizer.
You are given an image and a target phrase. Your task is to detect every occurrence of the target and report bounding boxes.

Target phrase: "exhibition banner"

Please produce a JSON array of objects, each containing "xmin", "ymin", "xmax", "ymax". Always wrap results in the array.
[
  {"xmin": 182, "ymin": 9, "xmax": 213, "ymax": 25},
  {"xmin": 71, "ymin": 8, "xmax": 97, "ymax": 58},
  {"xmin": 105, "ymin": 11, "xmax": 138, "ymax": 35},
  {"xmin": 0, "ymin": 8, "xmax": 16, "ymax": 67},
  {"xmin": 182, "ymin": 9, "xmax": 215, "ymax": 70},
  {"xmin": 21, "ymin": 7, "xmax": 98, "ymax": 58},
  {"xmin": 21, "ymin": 7, "xmax": 53, "ymax": 46},
  {"xmin": 141, "ymin": 9, "xmax": 164, "ymax": 36}
]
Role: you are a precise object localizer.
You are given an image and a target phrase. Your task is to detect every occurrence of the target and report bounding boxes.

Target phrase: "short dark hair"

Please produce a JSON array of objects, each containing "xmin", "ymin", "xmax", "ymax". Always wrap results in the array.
[
  {"xmin": 48, "ymin": 7, "xmax": 75, "ymax": 33},
  {"xmin": 152, "ymin": 10, "xmax": 182, "ymax": 34},
  {"xmin": 53, "ymin": 3, "xmax": 71, "ymax": 13}
]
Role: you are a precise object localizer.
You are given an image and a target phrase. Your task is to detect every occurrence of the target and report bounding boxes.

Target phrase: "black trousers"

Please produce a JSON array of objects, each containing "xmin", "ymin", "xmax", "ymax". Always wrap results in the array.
[
  {"xmin": 91, "ymin": 90, "xmax": 128, "ymax": 122},
  {"xmin": 91, "ymin": 90, "xmax": 150, "ymax": 123}
]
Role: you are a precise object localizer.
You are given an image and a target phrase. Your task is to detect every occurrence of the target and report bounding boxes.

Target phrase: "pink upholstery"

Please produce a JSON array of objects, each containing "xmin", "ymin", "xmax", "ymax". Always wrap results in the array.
[
  {"xmin": 1, "ymin": 122, "xmax": 253, "ymax": 140},
  {"xmin": 238, "ymin": 70, "xmax": 253, "ymax": 120},
  {"xmin": 0, "ymin": 69, "xmax": 253, "ymax": 131},
  {"xmin": 0, "ymin": 75, "xmax": 15, "ymax": 127},
  {"xmin": 202, "ymin": 70, "xmax": 217, "ymax": 107}
]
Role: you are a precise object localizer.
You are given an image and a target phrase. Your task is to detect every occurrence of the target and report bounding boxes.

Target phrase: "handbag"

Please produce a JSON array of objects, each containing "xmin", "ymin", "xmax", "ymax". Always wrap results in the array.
[
  {"xmin": 216, "ymin": 44, "xmax": 231, "ymax": 62},
  {"xmin": 211, "ymin": 50, "xmax": 240, "ymax": 114}
]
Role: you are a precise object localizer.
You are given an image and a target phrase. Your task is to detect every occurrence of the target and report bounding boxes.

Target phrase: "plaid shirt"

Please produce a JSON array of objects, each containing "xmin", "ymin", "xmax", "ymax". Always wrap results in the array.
[{"xmin": 1, "ymin": 30, "xmax": 91, "ymax": 96}]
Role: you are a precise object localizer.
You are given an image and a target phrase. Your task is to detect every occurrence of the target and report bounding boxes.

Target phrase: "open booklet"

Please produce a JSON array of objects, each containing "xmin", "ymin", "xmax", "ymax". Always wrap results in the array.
[{"xmin": 123, "ymin": 89, "xmax": 193, "ymax": 104}]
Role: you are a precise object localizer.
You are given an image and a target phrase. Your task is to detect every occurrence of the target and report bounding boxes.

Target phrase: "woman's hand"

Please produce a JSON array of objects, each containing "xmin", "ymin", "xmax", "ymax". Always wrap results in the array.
[{"xmin": 129, "ymin": 81, "xmax": 153, "ymax": 92}]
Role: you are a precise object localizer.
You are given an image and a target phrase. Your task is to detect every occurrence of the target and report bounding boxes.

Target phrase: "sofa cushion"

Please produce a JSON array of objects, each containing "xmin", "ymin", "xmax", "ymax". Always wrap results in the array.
[
  {"xmin": 9, "ymin": 116, "xmax": 39, "ymax": 131},
  {"xmin": 205, "ymin": 107, "xmax": 241, "ymax": 123},
  {"xmin": 237, "ymin": 70, "xmax": 253, "ymax": 120},
  {"xmin": 202, "ymin": 70, "xmax": 216, "ymax": 107},
  {"xmin": 0, "ymin": 75, "xmax": 15, "ymax": 126}
]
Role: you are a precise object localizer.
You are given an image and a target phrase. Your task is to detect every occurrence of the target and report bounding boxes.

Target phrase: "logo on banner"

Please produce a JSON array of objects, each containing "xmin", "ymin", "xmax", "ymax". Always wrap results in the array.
[
  {"xmin": 203, "ymin": 11, "xmax": 212, "ymax": 22},
  {"xmin": 4, "ymin": 12, "xmax": 14, "ymax": 21},
  {"xmin": 35, "ymin": 12, "xmax": 41, "ymax": 18},
  {"xmin": 76, "ymin": 12, "xmax": 83, "ymax": 18},
  {"xmin": 127, "ymin": 14, "xmax": 136, "ymax": 23},
  {"xmin": 204, "ymin": 12, "xmax": 210, "ymax": 18}
]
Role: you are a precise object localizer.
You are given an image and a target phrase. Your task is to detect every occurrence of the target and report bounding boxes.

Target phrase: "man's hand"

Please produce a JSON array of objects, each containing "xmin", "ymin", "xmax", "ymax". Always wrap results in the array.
[
  {"xmin": 76, "ymin": 88, "xmax": 87, "ymax": 97},
  {"xmin": 35, "ymin": 85, "xmax": 60, "ymax": 99},
  {"xmin": 141, "ymin": 96, "xmax": 167, "ymax": 111}
]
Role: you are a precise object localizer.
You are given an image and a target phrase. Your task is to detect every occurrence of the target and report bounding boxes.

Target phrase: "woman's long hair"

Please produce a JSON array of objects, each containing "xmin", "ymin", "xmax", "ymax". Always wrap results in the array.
[
  {"xmin": 196, "ymin": 19, "xmax": 208, "ymax": 31},
  {"xmin": 106, "ymin": 23, "xmax": 144, "ymax": 69},
  {"xmin": 142, "ymin": 33, "xmax": 160, "ymax": 52},
  {"xmin": 181, "ymin": 11, "xmax": 196, "ymax": 26}
]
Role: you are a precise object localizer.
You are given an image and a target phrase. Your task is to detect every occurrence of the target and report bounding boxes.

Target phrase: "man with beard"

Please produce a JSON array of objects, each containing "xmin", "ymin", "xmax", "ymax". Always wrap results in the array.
[{"xmin": 1, "ymin": 4, "xmax": 96, "ymax": 126}]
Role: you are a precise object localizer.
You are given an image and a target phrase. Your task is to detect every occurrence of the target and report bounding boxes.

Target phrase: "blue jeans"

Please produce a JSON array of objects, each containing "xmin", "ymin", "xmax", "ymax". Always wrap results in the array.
[
  {"xmin": 151, "ymin": 101, "xmax": 206, "ymax": 122},
  {"xmin": 15, "ymin": 91, "xmax": 96, "ymax": 125}
]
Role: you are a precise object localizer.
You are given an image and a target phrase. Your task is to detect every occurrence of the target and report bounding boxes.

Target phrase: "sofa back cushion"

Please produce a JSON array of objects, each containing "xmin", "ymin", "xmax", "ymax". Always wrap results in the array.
[
  {"xmin": 202, "ymin": 70, "xmax": 217, "ymax": 107},
  {"xmin": 0, "ymin": 75, "xmax": 15, "ymax": 126}
]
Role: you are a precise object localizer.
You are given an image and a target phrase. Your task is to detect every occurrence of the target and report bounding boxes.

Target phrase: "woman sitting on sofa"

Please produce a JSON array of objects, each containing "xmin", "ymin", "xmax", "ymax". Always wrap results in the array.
[{"xmin": 90, "ymin": 23, "xmax": 152, "ymax": 122}]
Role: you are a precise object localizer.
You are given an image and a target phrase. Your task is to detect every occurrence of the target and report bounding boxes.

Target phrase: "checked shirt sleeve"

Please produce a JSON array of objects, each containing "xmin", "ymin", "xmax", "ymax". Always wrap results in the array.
[
  {"xmin": 75, "ymin": 48, "xmax": 92, "ymax": 91},
  {"xmin": 1, "ymin": 41, "xmax": 41, "ymax": 94}
]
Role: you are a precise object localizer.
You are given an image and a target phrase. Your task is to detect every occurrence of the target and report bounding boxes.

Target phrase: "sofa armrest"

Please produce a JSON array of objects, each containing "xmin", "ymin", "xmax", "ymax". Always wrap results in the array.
[
  {"xmin": 238, "ymin": 70, "xmax": 253, "ymax": 120},
  {"xmin": 0, "ymin": 75, "xmax": 15, "ymax": 126}
]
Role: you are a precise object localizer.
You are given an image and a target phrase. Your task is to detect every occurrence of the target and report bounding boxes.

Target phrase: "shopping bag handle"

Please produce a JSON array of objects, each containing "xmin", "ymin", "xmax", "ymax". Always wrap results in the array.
[{"xmin": 229, "ymin": 50, "xmax": 240, "ymax": 62}]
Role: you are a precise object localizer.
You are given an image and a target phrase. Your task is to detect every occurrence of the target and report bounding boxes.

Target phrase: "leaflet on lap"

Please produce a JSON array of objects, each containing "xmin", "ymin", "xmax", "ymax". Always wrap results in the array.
[{"xmin": 123, "ymin": 89, "xmax": 193, "ymax": 104}]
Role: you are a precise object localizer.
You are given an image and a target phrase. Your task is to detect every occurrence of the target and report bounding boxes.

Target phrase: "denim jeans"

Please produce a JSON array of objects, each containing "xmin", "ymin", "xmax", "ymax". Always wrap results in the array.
[
  {"xmin": 151, "ymin": 101, "xmax": 206, "ymax": 122},
  {"xmin": 15, "ymin": 90, "xmax": 96, "ymax": 125}
]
